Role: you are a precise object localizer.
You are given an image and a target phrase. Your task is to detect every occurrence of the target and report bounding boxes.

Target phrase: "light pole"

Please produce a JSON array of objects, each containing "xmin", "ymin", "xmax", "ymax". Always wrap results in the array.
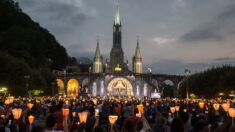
[
  {"xmin": 184, "ymin": 69, "xmax": 191, "ymax": 99},
  {"xmin": 24, "ymin": 75, "xmax": 30, "ymax": 97}
]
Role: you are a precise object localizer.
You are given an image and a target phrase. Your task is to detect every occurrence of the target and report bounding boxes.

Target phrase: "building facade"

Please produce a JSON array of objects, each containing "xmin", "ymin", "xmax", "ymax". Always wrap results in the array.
[{"xmin": 55, "ymin": 3, "xmax": 184, "ymax": 98}]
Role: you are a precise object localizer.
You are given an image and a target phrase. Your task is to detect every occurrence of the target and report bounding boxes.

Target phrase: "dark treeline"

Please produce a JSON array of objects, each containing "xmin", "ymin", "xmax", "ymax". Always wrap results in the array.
[
  {"xmin": 0, "ymin": 0, "xmax": 76, "ymax": 95},
  {"xmin": 180, "ymin": 65, "xmax": 235, "ymax": 98}
]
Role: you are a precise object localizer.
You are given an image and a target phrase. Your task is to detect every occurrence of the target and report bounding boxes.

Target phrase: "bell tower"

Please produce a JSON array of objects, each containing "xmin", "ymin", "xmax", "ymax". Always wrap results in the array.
[{"xmin": 110, "ymin": 0, "xmax": 126, "ymax": 72}]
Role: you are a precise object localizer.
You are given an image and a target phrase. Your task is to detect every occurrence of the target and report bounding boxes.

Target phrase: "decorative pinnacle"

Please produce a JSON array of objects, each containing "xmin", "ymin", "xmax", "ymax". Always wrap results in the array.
[{"xmin": 114, "ymin": 0, "xmax": 121, "ymax": 25}]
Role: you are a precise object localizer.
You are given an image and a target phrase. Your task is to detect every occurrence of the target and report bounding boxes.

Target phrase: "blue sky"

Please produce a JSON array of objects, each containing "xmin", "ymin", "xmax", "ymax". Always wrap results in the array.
[{"xmin": 18, "ymin": 0, "xmax": 235, "ymax": 75}]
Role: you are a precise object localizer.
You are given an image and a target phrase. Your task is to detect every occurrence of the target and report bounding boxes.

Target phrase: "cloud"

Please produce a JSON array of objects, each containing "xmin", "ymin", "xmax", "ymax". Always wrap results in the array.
[
  {"xmin": 146, "ymin": 59, "xmax": 235, "ymax": 75},
  {"xmin": 180, "ymin": 4, "xmax": 235, "ymax": 42},
  {"xmin": 152, "ymin": 37, "xmax": 175, "ymax": 45},
  {"xmin": 215, "ymin": 57, "xmax": 235, "ymax": 62},
  {"xmin": 19, "ymin": 0, "xmax": 88, "ymax": 30}
]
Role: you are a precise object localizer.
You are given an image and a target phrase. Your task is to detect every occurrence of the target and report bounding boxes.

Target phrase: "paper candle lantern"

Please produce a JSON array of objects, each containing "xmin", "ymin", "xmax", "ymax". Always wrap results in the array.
[
  {"xmin": 228, "ymin": 108, "xmax": 235, "ymax": 118},
  {"xmin": 27, "ymin": 103, "xmax": 34, "ymax": 109},
  {"xmin": 109, "ymin": 115, "xmax": 118, "ymax": 125},
  {"xmin": 198, "ymin": 102, "xmax": 205, "ymax": 109},
  {"xmin": 170, "ymin": 107, "xmax": 176, "ymax": 113},
  {"xmin": 62, "ymin": 108, "xmax": 70, "ymax": 117},
  {"xmin": 92, "ymin": 99, "xmax": 97, "ymax": 106},
  {"xmin": 78, "ymin": 111, "xmax": 88, "ymax": 123},
  {"xmin": 12, "ymin": 108, "xmax": 22, "ymax": 120},
  {"xmin": 175, "ymin": 106, "xmax": 180, "ymax": 112},
  {"xmin": 8, "ymin": 96, "xmax": 14, "ymax": 104},
  {"xmin": 137, "ymin": 104, "xmax": 144, "ymax": 113},
  {"xmin": 28, "ymin": 115, "xmax": 35, "ymax": 124},
  {"xmin": 213, "ymin": 103, "xmax": 220, "ymax": 111},
  {"xmin": 72, "ymin": 112, "xmax": 76, "ymax": 117},
  {"xmin": 222, "ymin": 103, "xmax": 230, "ymax": 112}
]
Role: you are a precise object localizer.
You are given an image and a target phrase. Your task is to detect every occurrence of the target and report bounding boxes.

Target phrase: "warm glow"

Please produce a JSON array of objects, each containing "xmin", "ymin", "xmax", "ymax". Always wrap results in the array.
[
  {"xmin": 175, "ymin": 106, "xmax": 180, "ymax": 112},
  {"xmin": 198, "ymin": 102, "xmax": 205, "ymax": 109},
  {"xmin": 137, "ymin": 104, "xmax": 144, "ymax": 113},
  {"xmin": 78, "ymin": 111, "xmax": 88, "ymax": 123},
  {"xmin": 28, "ymin": 115, "xmax": 35, "ymax": 124},
  {"xmin": 222, "ymin": 103, "xmax": 230, "ymax": 112},
  {"xmin": 228, "ymin": 108, "xmax": 235, "ymax": 118},
  {"xmin": 67, "ymin": 79, "xmax": 80, "ymax": 97},
  {"xmin": 62, "ymin": 108, "xmax": 70, "ymax": 117},
  {"xmin": 27, "ymin": 103, "xmax": 34, "ymax": 109},
  {"xmin": 12, "ymin": 108, "xmax": 22, "ymax": 120},
  {"xmin": 8, "ymin": 96, "xmax": 14, "ymax": 103},
  {"xmin": 213, "ymin": 103, "xmax": 220, "ymax": 111},
  {"xmin": 5, "ymin": 99, "xmax": 10, "ymax": 105},
  {"xmin": 65, "ymin": 100, "xmax": 69, "ymax": 105},
  {"xmin": 114, "ymin": 64, "xmax": 122, "ymax": 72},
  {"xmin": 92, "ymin": 98, "xmax": 97, "ymax": 106},
  {"xmin": 109, "ymin": 115, "xmax": 118, "ymax": 125},
  {"xmin": 72, "ymin": 112, "xmax": 76, "ymax": 117},
  {"xmin": 170, "ymin": 107, "xmax": 176, "ymax": 113}
]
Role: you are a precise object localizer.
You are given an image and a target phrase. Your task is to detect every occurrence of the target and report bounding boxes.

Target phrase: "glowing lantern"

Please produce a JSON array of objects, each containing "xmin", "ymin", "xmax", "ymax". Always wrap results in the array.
[
  {"xmin": 28, "ymin": 115, "xmax": 35, "ymax": 124},
  {"xmin": 5, "ymin": 99, "xmax": 10, "ymax": 105},
  {"xmin": 78, "ymin": 111, "xmax": 88, "ymax": 123},
  {"xmin": 109, "ymin": 115, "xmax": 118, "ymax": 125},
  {"xmin": 65, "ymin": 100, "xmax": 69, "ymax": 105},
  {"xmin": 27, "ymin": 103, "xmax": 34, "ymax": 109},
  {"xmin": 222, "ymin": 103, "xmax": 230, "ymax": 112},
  {"xmin": 62, "ymin": 108, "xmax": 70, "ymax": 117},
  {"xmin": 137, "ymin": 104, "xmax": 144, "ymax": 113},
  {"xmin": 170, "ymin": 107, "xmax": 176, "ymax": 114},
  {"xmin": 72, "ymin": 112, "xmax": 76, "ymax": 117},
  {"xmin": 198, "ymin": 102, "xmax": 205, "ymax": 109},
  {"xmin": 228, "ymin": 108, "xmax": 235, "ymax": 118},
  {"xmin": 175, "ymin": 106, "xmax": 180, "ymax": 112},
  {"xmin": 8, "ymin": 96, "xmax": 14, "ymax": 104},
  {"xmin": 12, "ymin": 108, "xmax": 22, "ymax": 120},
  {"xmin": 92, "ymin": 99, "xmax": 97, "ymax": 106},
  {"xmin": 228, "ymin": 108, "xmax": 235, "ymax": 125},
  {"xmin": 213, "ymin": 103, "xmax": 220, "ymax": 111}
]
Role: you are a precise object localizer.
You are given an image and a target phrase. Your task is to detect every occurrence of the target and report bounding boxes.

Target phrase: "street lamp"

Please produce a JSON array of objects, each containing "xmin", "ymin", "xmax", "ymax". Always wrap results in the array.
[{"xmin": 184, "ymin": 69, "xmax": 191, "ymax": 99}]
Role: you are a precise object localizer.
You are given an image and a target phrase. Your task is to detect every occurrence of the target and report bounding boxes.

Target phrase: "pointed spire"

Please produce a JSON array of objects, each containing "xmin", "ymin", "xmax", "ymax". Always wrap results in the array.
[
  {"xmin": 95, "ymin": 37, "xmax": 101, "ymax": 58},
  {"xmin": 135, "ymin": 36, "xmax": 141, "ymax": 58},
  {"xmin": 114, "ymin": 0, "xmax": 121, "ymax": 25}
]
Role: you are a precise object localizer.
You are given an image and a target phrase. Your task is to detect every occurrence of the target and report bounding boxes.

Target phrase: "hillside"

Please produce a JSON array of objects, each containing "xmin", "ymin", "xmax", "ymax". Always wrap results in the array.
[
  {"xmin": 0, "ymin": 0, "xmax": 76, "ymax": 95},
  {"xmin": 179, "ymin": 65, "xmax": 235, "ymax": 98}
]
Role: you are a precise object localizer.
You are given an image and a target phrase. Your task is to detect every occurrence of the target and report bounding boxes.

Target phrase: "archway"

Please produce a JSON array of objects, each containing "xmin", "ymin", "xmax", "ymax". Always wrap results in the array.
[
  {"xmin": 56, "ymin": 79, "xmax": 64, "ymax": 95},
  {"xmin": 67, "ymin": 79, "xmax": 80, "ymax": 97},
  {"xmin": 161, "ymin": 80, "xmax": 175, "ymax": 98},
  {"xmin": 107, "ymin": 77, "xmax": 133, "ymax": 97}
]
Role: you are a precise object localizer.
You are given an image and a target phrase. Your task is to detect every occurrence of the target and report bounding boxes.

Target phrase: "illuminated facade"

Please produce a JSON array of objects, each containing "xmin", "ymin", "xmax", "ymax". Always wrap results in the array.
[{"xmin": 55, "ymin": 2, "xmax": 184, "ymax": 98}]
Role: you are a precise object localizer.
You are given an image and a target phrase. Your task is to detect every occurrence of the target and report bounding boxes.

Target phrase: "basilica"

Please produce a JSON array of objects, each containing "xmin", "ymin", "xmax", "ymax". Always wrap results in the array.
[{"xmin": 56, "ymin": 4, "xmax": 184, "ymax": 98}]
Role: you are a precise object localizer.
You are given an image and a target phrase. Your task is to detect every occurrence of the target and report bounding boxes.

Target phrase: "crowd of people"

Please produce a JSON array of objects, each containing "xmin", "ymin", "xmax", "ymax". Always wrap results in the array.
[{"xmin": 0, "ymin": 96, "xmax": 234, "ymax": 132}]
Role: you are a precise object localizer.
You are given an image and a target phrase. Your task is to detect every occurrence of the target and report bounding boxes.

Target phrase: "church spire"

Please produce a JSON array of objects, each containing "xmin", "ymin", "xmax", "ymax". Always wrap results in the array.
[
  {"xmin": 135, "ymin": 37, "xmax": 141, "ymax": 58},
  {"xmin": 93, "ymin": 38, "xmax": 103, "ymax": 73},
  {"xmin": 114, "ymin": 0, "xmax": 121, "ymax": 25},
  {"xmin": 94, "ymin": 38, "xmax": 101, "ymax": 58},
  {"xmin": 133, "ymin": 37, "xmax": 143, "ymax": 74}
]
